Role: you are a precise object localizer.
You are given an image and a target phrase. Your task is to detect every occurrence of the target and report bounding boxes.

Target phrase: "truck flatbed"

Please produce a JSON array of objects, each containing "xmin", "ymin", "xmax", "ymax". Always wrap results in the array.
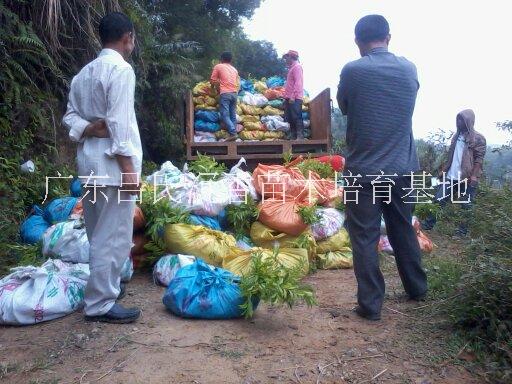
[{"xmin": 185, "ymin": 88, "xmax": 332, "ymax": 165}]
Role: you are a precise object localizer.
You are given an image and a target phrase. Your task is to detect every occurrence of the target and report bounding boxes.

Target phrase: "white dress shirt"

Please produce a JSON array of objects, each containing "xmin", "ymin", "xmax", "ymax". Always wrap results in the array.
[
  {"xmin": 63, "ymin": 48, "xmax": 142, "ymax": 186},
  {"xmin": 446, "ymin": 134, "xmax": 466, "ymax": 181}
]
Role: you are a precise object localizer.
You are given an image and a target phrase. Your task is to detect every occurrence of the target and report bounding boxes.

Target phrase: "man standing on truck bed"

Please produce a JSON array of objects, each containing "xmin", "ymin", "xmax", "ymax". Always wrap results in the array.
[
  {"xmin": 210, "ymin": 52, "xmax": 240, "ymax": 141},
  {"xmin": 283, "ymin": 50, "xmax": 305, "ymax": 140},
  {"xmin": 337, "ymin": 15, "xmax": 427, "ymax": 321}
]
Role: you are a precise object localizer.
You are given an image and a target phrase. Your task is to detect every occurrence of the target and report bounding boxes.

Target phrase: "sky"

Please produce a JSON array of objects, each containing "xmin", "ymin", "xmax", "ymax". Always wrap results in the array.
[{"xmin": 242, "ymin": 0, "xmax": 512, "ymax": 144}]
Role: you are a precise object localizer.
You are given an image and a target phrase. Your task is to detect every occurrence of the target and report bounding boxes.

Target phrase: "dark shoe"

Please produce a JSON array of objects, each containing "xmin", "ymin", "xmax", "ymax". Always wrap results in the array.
[
  {"xmin": 85, "ymin": 303, "xmax": 141, "ymax": 324},
  {"xmin": 353, "ymin": 306, "xmax": 381, "ymax": 321},
  {"xmin": 118, "ymin": 283, "xmax": 126, "ymax": 301},
  {"xmin": 408, "ymin": 293, "xmax": 427, "ymax": 302},
  {"xmin": 225, "ymin": 133, "xmax": 238, "ymax": 142},
  {"xmin": 296, "ymin": 131, "xmax": 304, "ymax": 140}
]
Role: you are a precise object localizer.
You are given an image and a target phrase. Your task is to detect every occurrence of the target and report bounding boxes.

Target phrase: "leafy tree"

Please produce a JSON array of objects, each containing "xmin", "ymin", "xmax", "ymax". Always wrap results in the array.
[
  {"xmin": 229, "ymin": 32, "xmax": 286, "ymax": 78},
  {"xmin": 1, "ymin": 0, "xmax": 285, "ymax": 267}
]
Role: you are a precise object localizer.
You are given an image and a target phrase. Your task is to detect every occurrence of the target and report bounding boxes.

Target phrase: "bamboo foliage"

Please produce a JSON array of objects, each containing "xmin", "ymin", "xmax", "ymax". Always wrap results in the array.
[{"xmin": 31, "ymin": 0, "xmax": 121, "ymax": 68}]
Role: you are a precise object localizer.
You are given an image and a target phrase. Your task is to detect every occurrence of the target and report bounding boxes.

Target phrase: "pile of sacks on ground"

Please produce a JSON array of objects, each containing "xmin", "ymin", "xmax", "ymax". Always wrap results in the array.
[
  {"xmin": 193, "ymin": 76, "xmax": 311, "ymax": 142},
  {"xmin": 147, "ymin": 156, "xmax": 352, "ymax": 282},
  {"xmin": 147, "ymin": 156, "xmax": 433, "ymax": 319},
  {"xmin": 1, "ymin": 155, "xmax": 434, "ymax": 323},
  {"xmin": 0, "ymin": 182, "xmax": 143, "ymax": 325},
  {"xmin": 145, "ymin": 156, "xmax": 352, "ymax": 318}
]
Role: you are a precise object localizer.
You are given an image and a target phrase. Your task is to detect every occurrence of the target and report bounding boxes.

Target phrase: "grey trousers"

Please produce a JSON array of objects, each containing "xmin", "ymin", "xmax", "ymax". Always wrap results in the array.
[
  {"xmin": 82, "ymin": 186, "xmax": 135, "ymax": 316},
  {"xmin": 345, "ymin": 177, "xmax": 427, "ymax": 315}
]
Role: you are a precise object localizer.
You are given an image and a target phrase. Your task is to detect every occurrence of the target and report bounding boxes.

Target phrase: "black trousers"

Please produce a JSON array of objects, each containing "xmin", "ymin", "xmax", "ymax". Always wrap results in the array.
[
  {"xmin": 284, "ymin": 99, "xmax": 304, "ymax": 139},
  {"xmin": 345, "ymin": 177, "xmax": 427, "ymax": 315}
]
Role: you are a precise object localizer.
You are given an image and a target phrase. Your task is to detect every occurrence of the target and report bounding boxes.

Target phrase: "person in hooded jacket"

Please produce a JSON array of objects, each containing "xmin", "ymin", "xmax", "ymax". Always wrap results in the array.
[{"xmin": 423, "ymin": 109, "xmax": 486, "ymax": 233}]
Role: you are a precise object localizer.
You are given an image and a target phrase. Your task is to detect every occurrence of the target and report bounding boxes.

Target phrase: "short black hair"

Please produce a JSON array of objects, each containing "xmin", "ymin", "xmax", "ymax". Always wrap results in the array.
[
  {"xmin": 99, "ymin": 12, "xmax": 134, "ymax": 45},
  {"xmin": 220, "ymin": 51, "xmax": 232, "ymax": 63},
  {"xmin": 355, "ymin": 15, "xmax": 390, "ymax": 44}
]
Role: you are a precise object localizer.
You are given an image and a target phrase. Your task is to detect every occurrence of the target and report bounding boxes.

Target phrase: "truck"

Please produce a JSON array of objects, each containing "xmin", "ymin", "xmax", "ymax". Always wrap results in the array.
[{"xmin": 184, "ymin": 88, "xmax": 333, "ymax": 166}]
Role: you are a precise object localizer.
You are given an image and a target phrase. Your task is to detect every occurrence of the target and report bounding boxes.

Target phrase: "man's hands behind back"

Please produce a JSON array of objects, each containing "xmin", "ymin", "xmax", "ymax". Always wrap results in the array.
[{"xmin": 84, "ymin": 119, "xmax": 109, "ymax": 138}]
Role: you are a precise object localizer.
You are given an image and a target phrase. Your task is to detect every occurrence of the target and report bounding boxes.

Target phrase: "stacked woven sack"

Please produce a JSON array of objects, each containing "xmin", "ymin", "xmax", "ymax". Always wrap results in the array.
[
  {"xmin": 192, "ymin": 77, "xmax": 312, "ymax": 142},
  {"xmin": 248, "ymin": 156, "xmax": 353, "ymax": 270},
  {"xmin": 192, "ymin": 81, "xmax": 222, "ymax": 142}
]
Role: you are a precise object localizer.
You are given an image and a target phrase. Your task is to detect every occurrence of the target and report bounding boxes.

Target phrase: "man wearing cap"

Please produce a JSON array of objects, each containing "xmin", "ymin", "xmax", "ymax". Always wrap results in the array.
[
  {"xmin": 337, "ymin": 15, "xmax": 427, "ymax": 321},
  {"xmin": 283, "ymin": 50, "xmax": 304, "ymax": 140}
]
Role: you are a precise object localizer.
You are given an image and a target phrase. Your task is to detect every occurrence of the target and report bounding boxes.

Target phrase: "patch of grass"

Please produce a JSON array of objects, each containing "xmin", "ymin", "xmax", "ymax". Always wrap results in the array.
[
  {"xmin": 423, "ymin": 255, "xmax": 464, "ymax": 299},
  {"xmin": 27, "ymin": 357, "xmax": 55, "ymax": 372},
  {"xmin": 210, "ymin": 336, "xmax": 246, "ymax": 360},
  {"xmin": 28, "ymin": 379, "xmax": 60, "ymax": 384},
  {"xmin": 0, "ymin": 362, "xmax": 20, "ymax": 379}
]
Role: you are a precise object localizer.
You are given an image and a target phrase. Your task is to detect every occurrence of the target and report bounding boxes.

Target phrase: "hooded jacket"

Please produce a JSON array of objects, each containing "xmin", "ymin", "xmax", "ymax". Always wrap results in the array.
[{"xmin": 442, "ymin": 109, "xmax": 486, "ymax": 181}]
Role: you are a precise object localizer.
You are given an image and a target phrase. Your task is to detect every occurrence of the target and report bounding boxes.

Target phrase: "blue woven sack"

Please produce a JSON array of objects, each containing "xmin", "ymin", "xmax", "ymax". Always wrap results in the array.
[{"xmin": 163, "ymin": 259, "xmax": 255, "ymax": 319}]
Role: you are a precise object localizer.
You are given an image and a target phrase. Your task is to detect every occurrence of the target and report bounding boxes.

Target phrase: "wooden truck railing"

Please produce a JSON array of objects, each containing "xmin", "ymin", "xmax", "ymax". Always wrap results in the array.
[{"xmin": 184, "ymin": 88, "xmax": 332, "ymax": 164}]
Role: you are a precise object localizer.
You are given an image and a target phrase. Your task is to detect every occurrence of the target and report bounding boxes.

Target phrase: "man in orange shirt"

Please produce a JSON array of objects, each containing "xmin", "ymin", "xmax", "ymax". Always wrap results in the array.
[{"xmin": 210, "ymin": 52, "xmax": 240, "ymax": 140}]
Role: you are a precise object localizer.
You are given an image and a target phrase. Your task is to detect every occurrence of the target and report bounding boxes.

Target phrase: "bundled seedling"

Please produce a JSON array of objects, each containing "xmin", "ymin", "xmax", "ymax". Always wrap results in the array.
[
  {"xmin": 188, "ymin": 153, "xmax": 227, "ymax": 181},
  {"xmin": 282, "ymin": 149, "xmax": 293, "ymax": 165},
  {"xmin": 239, "ymin": 249, "xmax": 317, "ymax": 318},
  {"xmin": 297, "ymin": 158, "xmax": 335, "ymax": 179},
  {"xmin": 140, "ymin": 189, "xmax": 191, "ymax": 263},
  {"xmin": 297, "ymin": 205, "xmax": 321, "ymax": 225},
  {"xmin": 225, "ymin": 196, "xmax": 259, "ymax": 239}
]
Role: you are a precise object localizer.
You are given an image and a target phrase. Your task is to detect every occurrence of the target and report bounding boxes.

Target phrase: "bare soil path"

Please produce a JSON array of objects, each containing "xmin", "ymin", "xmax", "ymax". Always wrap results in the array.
[{"xmin": 0, "ymin": 239, "xmax": 482, "ymax": 384}]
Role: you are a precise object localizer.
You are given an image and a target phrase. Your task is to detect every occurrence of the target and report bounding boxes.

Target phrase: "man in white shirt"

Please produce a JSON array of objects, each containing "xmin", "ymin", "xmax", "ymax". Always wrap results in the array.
[
  {"xmin": 63, "ymin": 12, "xmax": 142, "ymax": 323},
  {"xmin": 422, "ymin": 109, "xmax": 486, "ymax": 234}
]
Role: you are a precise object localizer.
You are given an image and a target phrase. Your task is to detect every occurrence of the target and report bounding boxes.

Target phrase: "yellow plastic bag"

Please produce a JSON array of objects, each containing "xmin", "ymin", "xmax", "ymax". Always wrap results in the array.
[
  {"xmin": 243, "ymin": 121, "xmax": 265, "ymax": 131},
  {"xmin": 236, "ymin": 104, "xmax": 243, "ymax": 115},
  {"xmin": 193, "ymin": 95, "xmax": 217, "ymax": 107},
  {"xmin": 316, "ymin": 229, "xmax": 351, "ymax": 254},
  {"xmin": 194, "ymin": 104, "xmax": 217, "ymax": 111},
  {"xmin": 317, "ymin": 250, "xmax": 353, "ymax": 269},
  {"xmin": 254, "ymin": 81, "xmax": 268, "ymax": 93},
  {"xmin": 250, "ymin": 221, "xmax": 317, "ymax": 261},
  {"xmin": 241, "ymin": 115, "xmax": 260, "ymax": 123},
  {"xmin": 239, "ymin": 130, "xmax": 265, "ymax": 141},
  {"xmin": 163, "ymin": 224, "xmax": 236, "ymax": 266},
  {"xmin": 223, "ymin": 247, "xmax": 309, "ymax": 276},
  {"xmin": 240, "ymin": 104, "xmax": 264, "ymax": 116},
  {"xmin": 263, "ymin": 131, "xmax": 285, "ymax": 139},
  {"xmin": 193, "ymin": 96, "xmax": 205, "ymax": 105},
  {"xmin": 215, "ymin": 130, "xmax": 229, "ymax": 139},
  {"xmin": 251, "ymin": 221, "xmax": 301, "ymax": 249},
  {"xmin": 302, "ymin": 104, "xmax": 309, "ymax": 112},
  {"xmin": 262, "ymin": 106, "xmax": 284, "ymax": 116},
  {"xmin": 205, "ymin": 96, "xmax": 218, "ymax": 107},
  {"xmin": 193, "ymin": 81, "xmax": 217, "ymax": 97}
]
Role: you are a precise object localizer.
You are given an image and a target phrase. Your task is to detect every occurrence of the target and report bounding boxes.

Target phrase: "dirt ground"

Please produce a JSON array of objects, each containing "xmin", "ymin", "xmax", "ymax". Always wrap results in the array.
[{"xmin": 0, "ymin": 246, "xmax": 483, "ymax": 384}]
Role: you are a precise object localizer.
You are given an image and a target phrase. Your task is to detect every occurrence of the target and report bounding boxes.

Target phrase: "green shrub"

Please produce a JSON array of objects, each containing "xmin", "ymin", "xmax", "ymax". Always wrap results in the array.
[
  {"xmin": 414, "ymin": 202, "xmax": 440, "ymax": 221},
  {"xmin": 434, "ymin": 184, "xmax": 512, "ymax": 382},
  {"xmin": 0, "ymin": 156, "xmax": 75, "ymax": 275}
]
